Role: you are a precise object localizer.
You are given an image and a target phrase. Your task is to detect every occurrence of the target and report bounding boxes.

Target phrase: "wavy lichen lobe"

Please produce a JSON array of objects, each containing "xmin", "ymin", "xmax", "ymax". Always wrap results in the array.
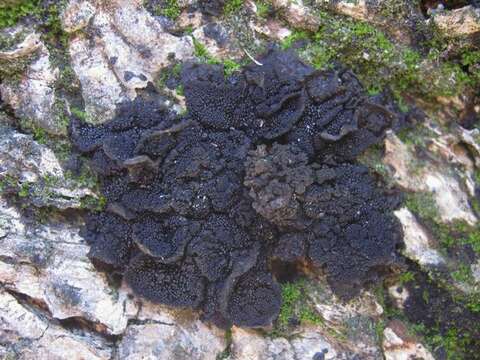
[{"xmin": 70, "ymin": 49, "xmax": 404, "ymax": 328}]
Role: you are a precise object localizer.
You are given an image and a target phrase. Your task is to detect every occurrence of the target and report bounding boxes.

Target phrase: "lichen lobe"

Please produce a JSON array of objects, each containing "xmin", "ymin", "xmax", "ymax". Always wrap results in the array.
[{"xmin": 71, "ymin": 49, "xmax": 403, "ymax": 328}]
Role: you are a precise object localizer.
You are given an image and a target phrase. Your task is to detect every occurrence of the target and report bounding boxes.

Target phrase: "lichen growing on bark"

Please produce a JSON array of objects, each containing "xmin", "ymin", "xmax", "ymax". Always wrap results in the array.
[{"xmin": 70, "ymin": 49, "xmax": 404, "ymax": 328}]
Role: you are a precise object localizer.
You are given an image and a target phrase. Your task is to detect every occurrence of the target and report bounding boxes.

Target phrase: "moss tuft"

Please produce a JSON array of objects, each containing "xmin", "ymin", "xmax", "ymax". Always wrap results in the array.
[
  {"xmin": 216, "ymin": 327, "xmax": 233, "ymax": 360},
  {"xmin": 192, "ymin": 37, "xmax": 242, "ymax": 76},
  {"xmin": 0, "ymin": 0, "xmax": 40, "ymax": 29},
  {"xmin": 404, "ymin": 191, "xmax": 480, "ymax": 313},
  {"xmin": 151, "ymin": 0, "xmax": 181, "ymax": 20},
  {"xmin": 405, "ymin": 192, "xmax": 439, "ymax": 222},
  {"xmin": 280, "ymin": 30, "xmax": 309, "ymax": 50},
  {"xmin": 175, "ymin": 84, "xmax": 184, "ymax": 96},
  {"xmin": 274, "ymin": 280, "xmax": 323, "ymax": 335},
  {"xmin": 223, "ymin": 59, "xmax": 241, "ymax": 76},
  {"xmin": 277, "ymin": 282, "xmax": 302, "ymax": 327},
  {"xmin": 224, "ymin": 0, "xmax": 244, "ymax": 16},
  {"xmin": 80, "ymin": 194, "xmax": 106, "ymax": 211},
  {"xmin": 398, "ymin": 271, "xmax": 415, "ymax": 285},
  {"xmin": 71, "ymin": 107, "xmax": 87, "ymax": 121},
  {"xmin": 283, "ymin": 10, "xmax": 478, "ymax": 105},
  {"xmin": 255, "ymin": 1, "xmax": 270, "ymax": 18}
]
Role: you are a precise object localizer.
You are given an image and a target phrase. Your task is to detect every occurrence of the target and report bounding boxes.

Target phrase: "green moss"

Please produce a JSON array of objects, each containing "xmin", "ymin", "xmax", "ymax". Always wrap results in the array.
[
  {"xmin": 307, "ymin": 16, "xmax": 397, "ymax": 80},
  {"xmin": 223, "ymin": 59, "xmax": 241, "ymax": 76},
  {"xmin": 465, "ymin": 293, "xmax": 480, "ymax": 313},
  {"xmin": 32, "ymin": 126, "xmax": 48, "ymax": 144},
  {"xmin": 193, "ymin": 37, "xmax": 212, "ymax": 60},
  {"xmin": 378, "ymin": 0, "xmax": 418, "ymax": 19},
  {"xmin": 255, "ymin": 1, "xmax": 270, "ymax": 18},
  {"xmin": 398, "ymin": 271, "xmax": 415, "ymax": 285},
  {"xmin": 323, "ymin": 2, "xmax": 473, "ymax": 96},
  {"xmin": 0, "ymin": 0, "xmax": 69, "ymax": 58},
  {"xmin": 281, "ymin": 30, "xmax": 309, "ymax": 50},
  {"xmin": 0, "ymin": 0, "xmax": 40, "ymax": 29},
  {"xmin": 390, "ymin": 49, "xmax": 421, "ymax": 97},
  {"xmin": 422, "ymin": 288, "xmax": 430, "ymax": 304},
  {"xmin": 0, "ymin": 30, "xmax": 27, "ymax": 51},
  {"xmin": 0, "ymin": 174, "xmax": 17, "ymax": 192},
  {"xmin": 17, "ymin": 182, "xmax": 30, "ymax": 197},
  {"xmin": 50, "ymin": 141, "xmax": 71, "ymax": 162},
  {"xmin": 278, "ymin": 282, "xmax": 302, "ymax": 327},
  {"xmin": 274, "ymin": 280, "xmax": 324, "ymax": 335},
  {"xmin": 155, "ymin": 71, "xmax": 169, "ymax": 89},
  {"xmin": 376, "ymin": 280, "xmax": 477, "ymax": 359},
  {"xmin": 18, "ymin": 118, "xmax": 49, "ymax": 144},
  {"xmin": 375, "ymin": 264, "xmax": 478, "ymax": 359},
  {"xmin": 358, "ymin": 144, "xmax": 389, "ymax": 179},
  {"xmin": 0, "ymin": 54, "xmax": 36, "ymax": 81},
  {"xmin": 374, "ymin": 283, "xmax": 402, "ymax": 318},
  {"xmin": 299, "ymin": 307, "xmax": 323, "ymax": 325},
  {"xmin": 1, "ymin": 175, "xmax": 62, "ymax": 203},
  {"xmin": 429, "ymin": 328, "xmax": 473, "ymax": 360},
  {"xmin": 452, "ymin": 264, "xmax": 474, "ymax": 284},
  {"xmin": 436, "ymin": 220, "xmax": 480, "ymax": 258},
  {"xmin": 464, "ymin": 226, "xmax": 480, "ymax": 256},
  {"xmin": 283, "ymin": 10, "xmax": 476, "ymax": 105},
  {"xmin": 56, "ymin": 65, "xmax": 80, "ymax": 95},
  {"xmin": 406, "ymin": 191, "xmax": 479, "ymax": 271},
  {"xmin": 404, "ymin": 192, "xmax": 480, "ymax": 311},
  {"xmin": 172, "ymin": 63, "xmax": 182, "ymax": 76},
  {"xmin": 396, "ymin": 123, "xmax": 437, "ymax": 148},
  {"xmin": 154, "ymin": 62, "xmax": 183, "ymax": 92},
  {"xmin": 192, "ymin": 37, "xmax": 242, "ymax": 77},
  {"xmin": 65, "ymin": 165, "xmax": 99, "ymax": 190},
  {"xmin": 183, "ymin": 25, "xmax": 194, "ymax": 35},
  {"xmin": 405, "ymin": 192, "xmax": 440, "ymax": 222},
  {"xmin": 71, "ymin": 107, "xmax": 87, "ymax": 121},
  {"xmin": 43, "ymin": 173, "xmax": 59, "ymax": 187},
  {"xmin": 42, "ymin": 2, "xmax": 69, "ymax": 47},
  {"xmin": 175, "ymin": 84, "xmax": 184, "ymax": 96},
  {"xmin": 461, "ymin": 50, "xmax": 480, "ymax": 86},
  {"xmin": 98, "ymin": 195, "xmax": 107, "ymax": 209},
  {"xmin": 0, "ymin": 0, "xmax": 69, "ymax": 55},
  {"xmin": 153, "ymin": 0, "xmax": 181, "ymax": 20},
  {"xmin": 163, "ymin": 0, "xmax": 181, "ymax": 20},
  {"xmin": 216, "ymin": 327, "xmax": 233, "ymax": 360},
  {"xmin": 374, "ymin": 319, "xmax": 386, "ymax": 345},
  {"xmin": 224, "ymin": 0, "xmax": 244, "ymax": 15},
  {"xmin": 64, "ymin": 165, "xmax": 104, "ymax": 209},
  {"xmin": 52, "ymin": 98, "xmax": 70, "ymax": 130},
  {"xmin": 80, "ymin": 195, "xmax": 106, "ymax": 211}
]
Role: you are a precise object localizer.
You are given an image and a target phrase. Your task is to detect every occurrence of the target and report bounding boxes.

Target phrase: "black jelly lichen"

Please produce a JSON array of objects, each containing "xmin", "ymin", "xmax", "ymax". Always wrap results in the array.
[{"xmin": 70, "ymin": 49, "xmax": 404, "ymax": 328}]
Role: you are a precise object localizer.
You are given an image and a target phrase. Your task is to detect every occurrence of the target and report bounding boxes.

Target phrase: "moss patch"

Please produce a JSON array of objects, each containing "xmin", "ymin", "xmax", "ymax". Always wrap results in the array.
[
  {"xmin": 149, "ymin": 0, "xmax": 181, "ymax": 20},
  {"xmin": 0, "ymin": 0, "xmax": 40, "ymax": 29},
  {"xmin": 224, "ymin": 0, "xmax": 244, "ymax": 16},
  {"xmin": 192, "ymin": 37, "xmax": 242, "ymax": 76},
  {"xmin": 272, "ymin": 280, "xmax": 323, "ymax": 336},
  {"xmin": 254, "ymin": 1, "xmax": 270, "ymax": 18},
  {"xmin": 379, "ymin": 266, "xmax": 480, "ymax": 360},
  {"xmin": 281, "ymin": 11, "xmax": 479, "ymax": 106},
  {"xmin": 404, "ymin": 190, "xmax": 480, "ymax": 313}
]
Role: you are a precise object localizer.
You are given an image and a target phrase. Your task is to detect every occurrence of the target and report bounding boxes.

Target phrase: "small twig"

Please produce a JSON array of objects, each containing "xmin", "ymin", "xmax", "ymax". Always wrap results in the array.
[{"xmin": 243, "ymin": 48, "xmax": 263, "ymax": 66}]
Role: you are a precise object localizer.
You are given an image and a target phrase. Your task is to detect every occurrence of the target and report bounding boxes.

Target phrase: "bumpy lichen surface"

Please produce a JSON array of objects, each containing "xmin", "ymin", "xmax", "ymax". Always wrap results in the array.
[{"xmin": 70, "ymin": 49, "xmax": 404, "ymax": 328}]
